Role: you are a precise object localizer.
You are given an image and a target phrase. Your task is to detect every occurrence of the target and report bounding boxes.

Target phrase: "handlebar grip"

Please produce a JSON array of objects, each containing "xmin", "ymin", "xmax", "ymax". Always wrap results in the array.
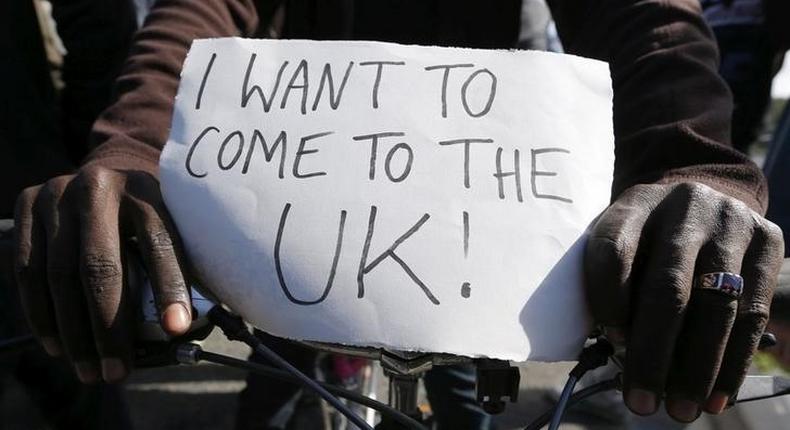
[{"xmin": 0, "ymin": 221, "xmax": 215, "ymax": 365}]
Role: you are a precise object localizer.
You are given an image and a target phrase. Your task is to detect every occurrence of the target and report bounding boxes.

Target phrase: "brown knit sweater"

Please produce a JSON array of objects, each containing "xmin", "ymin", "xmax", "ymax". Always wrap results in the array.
[{"xmin": 85, "ymin": 0, "xmax": 768, "ymax": 212}]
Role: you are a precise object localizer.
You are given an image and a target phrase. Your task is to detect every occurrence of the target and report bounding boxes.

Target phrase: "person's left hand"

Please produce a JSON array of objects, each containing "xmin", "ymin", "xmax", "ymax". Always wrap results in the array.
[{"xmin": 585, "ymin": 182, "xmax": 784, "ymax": 422}]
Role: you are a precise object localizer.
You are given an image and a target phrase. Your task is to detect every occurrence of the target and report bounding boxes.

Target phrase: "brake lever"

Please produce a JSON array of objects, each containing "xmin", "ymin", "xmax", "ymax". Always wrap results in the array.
[
  {"xmin": 603, "ymin": 332, "xmax": 784, "ymax": 406},
  {"xmin": 127, "ymin": 248, "xmax": 217, "ymax": 367},
  {"xmin": 0, "ymin": 285, "xmax": 215, "ymax": 368},
  {"xmin": 732, "ymin": 375, "xmax": 790, "ymax": 404},
  {"xmin": 132, "ymin": 283, "xmax": 216, "ymax": 367},
  {"xmin": 0, "ymin": 254, "xmax": 217, "ymax": 367}
]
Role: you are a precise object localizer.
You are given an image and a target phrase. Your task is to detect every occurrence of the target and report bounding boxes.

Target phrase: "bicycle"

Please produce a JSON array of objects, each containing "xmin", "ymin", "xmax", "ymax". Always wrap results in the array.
[{"xmin": 1, "ymin": 221, "xmax": 788, "ymax": 430}]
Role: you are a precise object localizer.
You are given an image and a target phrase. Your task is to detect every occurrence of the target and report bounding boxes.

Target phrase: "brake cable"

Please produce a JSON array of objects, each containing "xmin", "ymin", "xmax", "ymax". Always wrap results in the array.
[
  {"xmin": 1, "ymin": 311, "xmax": 788, "ymax": 429},
  {"xmin": 546, "ymin": 338, "xmax": 614, "ymax": 430},
  {"xmin": 526, "ymin": 332, "xmax": 780, "ymax": 430},
  {"xmin": 175, "ymin": 343, "xmax": 426, "ymax": 430},
  {"xmin": 523, "ymin": 376, "xmax": 621, "ymax": 430},
  {"xmin": 202, "ymin": 305, "xmax": 617, "ymax": 430},
  {"xmin": 206, "ymin": 306, "xmax": 377, "ymax": 430}
]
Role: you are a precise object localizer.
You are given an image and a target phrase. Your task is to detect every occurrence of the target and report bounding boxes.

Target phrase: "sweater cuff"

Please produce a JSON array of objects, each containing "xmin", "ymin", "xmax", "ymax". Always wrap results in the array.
[
  {"xmin": 656, "ymin": 172, "xmax": 767, "ymax": 215},
  {"xmin": 83, "ymin": 138, "xmax": 161, "ymax": 177}
]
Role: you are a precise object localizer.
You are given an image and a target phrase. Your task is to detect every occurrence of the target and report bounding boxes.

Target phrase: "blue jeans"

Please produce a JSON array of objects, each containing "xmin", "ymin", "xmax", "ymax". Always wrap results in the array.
[{"xmin": 425, "ymin": 364, "xmax": 491, "ymax": 430}]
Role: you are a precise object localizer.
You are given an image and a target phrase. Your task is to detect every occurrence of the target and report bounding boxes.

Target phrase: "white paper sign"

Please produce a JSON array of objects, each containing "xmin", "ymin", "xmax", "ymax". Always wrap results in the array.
[{"xmin": 160, "ymin": 38, "xmax": 614, "ymax": 361}]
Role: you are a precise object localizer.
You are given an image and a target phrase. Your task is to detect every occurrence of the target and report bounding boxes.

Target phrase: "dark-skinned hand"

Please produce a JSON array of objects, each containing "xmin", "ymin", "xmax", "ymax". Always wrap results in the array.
[
  {"xmin": 13, "ymin": 168, "xmax": 785, "ymax": 422},
  {"xmin": 13, "ymin": 165, "xmax": 191, "ymax": 383},
  {"xmin": 586, "ymin": 182, "xmax": 784, "ymax": 422}
]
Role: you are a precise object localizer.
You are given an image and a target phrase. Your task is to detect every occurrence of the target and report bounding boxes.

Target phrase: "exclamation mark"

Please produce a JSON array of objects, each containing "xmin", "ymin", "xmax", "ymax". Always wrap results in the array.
[{"xmin": 461, "ymin": 211, "xmax": 471, "ymax": 298}]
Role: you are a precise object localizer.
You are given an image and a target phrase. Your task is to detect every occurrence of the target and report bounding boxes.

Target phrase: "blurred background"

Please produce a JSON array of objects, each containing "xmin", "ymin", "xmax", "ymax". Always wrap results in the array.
[{"xmin": 3, "ymin": 0, "xmax": 790, "ymax": 429}]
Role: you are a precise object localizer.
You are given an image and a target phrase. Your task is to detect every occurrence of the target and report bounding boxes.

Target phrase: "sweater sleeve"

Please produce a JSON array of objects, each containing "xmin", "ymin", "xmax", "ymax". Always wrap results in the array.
[
  {"xmin": 547, "ymin": 0, "xmax": 768, "ymax": 212},
  {"xmin": 83, "ymin": 0, "xmax": 260, "ymax": 175}
]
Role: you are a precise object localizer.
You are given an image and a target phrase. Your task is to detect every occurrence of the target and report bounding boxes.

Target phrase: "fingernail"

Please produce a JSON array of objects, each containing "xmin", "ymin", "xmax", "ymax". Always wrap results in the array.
[
  {"xmin": 704, "ymin": 391, "xmax": 730, "ymax": 414},
  {"xmin": 101, "ymin": 358, "xmax": 127, "ymax": 382},
  {"xmin": 162, "ymin": 303, "xmax": 192, "ymax": 335},
  {"xmin": 75, "ymin": 362, "xmax": 100, "ymax": 384},
  {"xmin": 667, "ymin": 398, "xmax": 701, "ymax": 423},
  {"xmin": 626, "ymin": 389, "xmax": 658, "ymax": 415},
  {"xmin": 41, "ymin": 337, "xmax": 62, "ymax": 357}
]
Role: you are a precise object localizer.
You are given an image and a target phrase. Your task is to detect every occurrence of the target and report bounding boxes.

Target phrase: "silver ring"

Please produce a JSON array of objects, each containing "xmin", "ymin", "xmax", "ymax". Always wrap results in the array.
[{"xmin": 695, "ymin": 272, "xmax": 744, "ymax": 299}]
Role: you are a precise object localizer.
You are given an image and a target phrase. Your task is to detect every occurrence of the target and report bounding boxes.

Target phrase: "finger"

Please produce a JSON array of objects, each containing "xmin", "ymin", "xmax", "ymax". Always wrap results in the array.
[
  {"xmin": 77, "ymin": 167, "xmax": 132, "ymax": 382},
  {"xmin": 585, "ymin": 185, "xmax": 662, "ymax": 340},
  {"xmin": 125, "ymin": 173, "xmax": 191, "ymax": 336},
  {"xmin": 40, "ymin": 178, "xmax": 101, "ymax": 383},
  {"xmin": 624, "ymin": 219, "xmax": 705, "ymax": 416},
  {"xmin": 707, "ymin": 220, "xmax": 783, "ymax": 413},
  {"xmin": 664, "ymin": 215, "xmax": 749, "ymax": 422},
  {"xmin": 13, "ymin": 186, "xmax": 61, "ymax": 356}
]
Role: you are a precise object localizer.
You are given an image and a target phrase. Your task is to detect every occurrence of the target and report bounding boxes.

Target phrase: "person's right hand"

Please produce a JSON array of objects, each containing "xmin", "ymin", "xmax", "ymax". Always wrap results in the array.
[
  {"xmin": 585, "ymin": 182, "xmax": 784, "ymax": 422},
  {"xmin": 13, "ymin": 164, "xmax": 192, "ymax": 383}
]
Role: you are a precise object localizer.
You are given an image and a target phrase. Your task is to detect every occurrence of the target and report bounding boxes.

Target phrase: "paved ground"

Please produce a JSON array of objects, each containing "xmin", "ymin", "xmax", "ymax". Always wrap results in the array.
[
  {"xmin": 120, "ymin": 338, "xmax": 790, "ymax": 430},
  {"xmin": 3, "ymin": 329, "xmax": 790, "ymax": 429}
]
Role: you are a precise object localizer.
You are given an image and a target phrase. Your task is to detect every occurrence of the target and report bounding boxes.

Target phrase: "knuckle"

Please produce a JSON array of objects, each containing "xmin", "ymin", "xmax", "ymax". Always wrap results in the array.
[
  {"xmin": 589, "ymin": 207, "xmax": 640, "ymax": 256},
  {"xmin": 81, "ymin": 253, "xmax": 122, "ymax": 287},
  {"xmin": 78, "ymin": 164, "xmax": 111, "ymax": 184},
  {"xmin": 630, "ymin": 182, "xmax": 663, "ymax": 194},
  {"xmin": 762, "ymin": 218, "xmax": 784, "ymax": 237},
  {"xmin": 671, "ymin": 181, "xmax": 711, "ymax": 202},
  {"xmin": 14, "ymin": 186, "xmax": 42, "ymax": 217},
  {"xmin": 145, "ymin": 228, "xmax": 176, "ymax": 260},
  {"xmin": 148, "ymin": 228, "xmax": 174, "ymax": 249},
  {"xmin": 757, "ymin": 220, "xmax": 785, "ymax": 250},
  {"xmin": 618, "ymin": 183, "xmax": 664, "ymax": 206},
  {"xmin": 17, "ymin": 185, "xmax": 42, "ymax": 204},
  {"xmin": 717, "ymin": 199, "xmax": 752, "ymax": 231},
  {"xmin": 737, "ymin": 307, "xmax": 770, "ymax": 329},
  {"xmin": 76, "ymin": 165, "xmax": 120, "ymax": 202},
  {"xmin": 722, "ymin": 197, "xmax": 750, "ymax": 217},
  {"xmin": 588, "ymin": 233, "xmax": 628, "ymax": 260},
  {"xmin": 586, "ymin": 235, "xmax": 632, "ymax": 281},
  {"xmin": 42, "ymin": 175, "xmax": 73, "ymax": 197}
]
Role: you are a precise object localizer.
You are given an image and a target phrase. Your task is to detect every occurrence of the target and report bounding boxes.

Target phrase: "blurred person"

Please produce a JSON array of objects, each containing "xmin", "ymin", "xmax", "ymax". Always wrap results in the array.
[
  {"xmin": 11, "ymin": 1, "xmax": 787, "ymax": 428},
  {"xmin": 698, "ymin": 2, "xmax": 790, "ymax": 383},
  {"xmin": 702, "ymin": 0, "xmax": 789, "ymax": 154},
  {"xmin": 760, "ymin": 0, "xmax": 790, "ymax": 255},
  {"xmin": 0, "ymin": 0, "xmax": 137, "ymax": 428},
  {"xmin": 516, "ymin": 0, "xmax": 551, "ymax": 51}
]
